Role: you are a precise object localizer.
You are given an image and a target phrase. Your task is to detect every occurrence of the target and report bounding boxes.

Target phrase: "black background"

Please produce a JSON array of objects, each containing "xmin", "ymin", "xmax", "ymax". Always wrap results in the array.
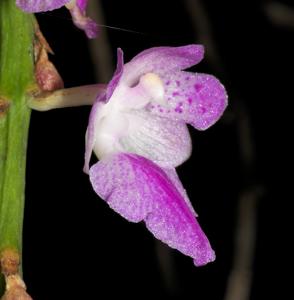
[{"xmin": 22, "ymin": 0, "xmax": 291, "ymax": 299}]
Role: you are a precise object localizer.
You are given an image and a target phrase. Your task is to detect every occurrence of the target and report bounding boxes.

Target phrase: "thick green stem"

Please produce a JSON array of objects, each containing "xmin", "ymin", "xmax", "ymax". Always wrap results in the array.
[{"xmin": 0, "ymin": 0, "xmax": 35, "ymax": 295}]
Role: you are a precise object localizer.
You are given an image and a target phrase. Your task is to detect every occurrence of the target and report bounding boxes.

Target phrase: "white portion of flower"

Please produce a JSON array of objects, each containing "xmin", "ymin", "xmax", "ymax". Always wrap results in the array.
[
  {"xmin": 93, "ymin": 72, "xmax": 167, "ymax": 160},
  {"xmin": 138, "ymin": 73, "xmax": 165, "ymax": 104},
  {"xmin": 93, "ymin": 88, "xmax": 128, "ymax": 159}
]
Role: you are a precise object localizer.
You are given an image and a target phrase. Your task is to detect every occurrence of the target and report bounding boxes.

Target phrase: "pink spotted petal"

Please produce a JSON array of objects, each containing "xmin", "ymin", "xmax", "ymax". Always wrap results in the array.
[
  {"xmin": 89, "ymin": 153, "xmax": 215, "ymax": 266},
  {"xmin": 148, "ymin": 71, "xmax": 228, "ymax": 130},
  {"xmin": 122, "ymin": 45, "xmax": 204, "ymax": 86},
  {"xmin": 16, "ymin": 0, "xmax": 69, "ymax": 12},
  {"xmin": 118, "ymin": 110, "xmax": 192, "ymax": 168}
]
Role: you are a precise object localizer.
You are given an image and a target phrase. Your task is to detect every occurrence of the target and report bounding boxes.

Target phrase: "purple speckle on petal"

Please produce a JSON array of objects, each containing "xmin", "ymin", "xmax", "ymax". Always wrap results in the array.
[
  {"xmin": 175, "ymin": 107, "xmax": 183, "ymax": 113},
  {"xmin": 176, "ymin": 80, "xmax": 181, "ymax": 87},
  {"xmin": 172, "ymin": 92, "xmax": 180, "ymax": 97},
  {"xmin": 166, "ymin": 81, "xmax": 171, "ymax": 86},
  {"xmin": 198, "ymin": 106, "xmax": 207, "ymax": 114},
  {"xmin": 194, "ymin": 84, "xmax": 203, "ymax": 92},
  {"xmin": 185, "ymin": 76, "xmax": 190, "ymax": 81},
  {"xmin": 89, "ymin": 153, "xmax": 215, "ymax": 267},
  {"xmin": 187, "ymin": 98, "xmax": 193, "ymax": 105}
]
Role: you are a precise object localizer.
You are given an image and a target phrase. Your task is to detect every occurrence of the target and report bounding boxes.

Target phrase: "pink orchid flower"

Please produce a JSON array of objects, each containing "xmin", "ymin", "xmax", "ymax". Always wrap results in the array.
[
  {"xmin": 16, "ymin": 0, "xmax": 98, "ymax": 38},
  {"xmin": 85, "ymin": 45, "xmax": 228, "ymax": 266}
]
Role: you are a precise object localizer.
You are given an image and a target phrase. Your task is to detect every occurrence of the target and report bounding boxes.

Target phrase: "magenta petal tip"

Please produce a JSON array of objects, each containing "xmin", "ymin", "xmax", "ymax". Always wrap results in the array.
[{"xmin": 193, "ymin": 249, "xmax": 216, "ymax": 266}]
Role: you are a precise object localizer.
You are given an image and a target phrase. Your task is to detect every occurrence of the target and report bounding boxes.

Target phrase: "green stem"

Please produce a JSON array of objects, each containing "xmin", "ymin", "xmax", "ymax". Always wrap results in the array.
[{"xmin": 0, "ymin": 0, "xmax": 34, "ymax": 295}]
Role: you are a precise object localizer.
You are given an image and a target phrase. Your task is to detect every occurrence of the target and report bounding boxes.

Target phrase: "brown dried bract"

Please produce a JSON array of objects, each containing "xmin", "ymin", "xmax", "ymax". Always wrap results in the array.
[
  {"xmin": 1, "ymin": 275, "xmax": 32, "ymax": 300},
  {"xmin": 1, "ymin": 286, "xmax": 32, "ymax": 300},
  {"xmin": 34, "ymin": 22, "xmax": 53, "ymax": 55},
  {"xmin": 34, "ymin": 23, "xmax": 64, "ymax": 92},
  {"xmin": 0, "ymin": 249, "xmax": 19, "ymax": 276}
]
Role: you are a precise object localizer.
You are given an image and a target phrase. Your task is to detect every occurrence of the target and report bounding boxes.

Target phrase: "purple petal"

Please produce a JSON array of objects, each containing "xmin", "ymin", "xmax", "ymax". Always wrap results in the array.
[
  {"xmin": 106, "ymin": 49, "xmax": 124, "ymax": 100},
  {"xmin": 67, "ymin": 2, "xmax": 99, "ymax": 39},
  {"xmin": 89, "ymin": 153, "xmax": 215, "ymax": 266},
  {"xmin": 83, "ymin": 92, "xmax": 106, "ymax": 174},
  {"xmin": 163, "ymin": 168, "xmax": 197, "ymax": 216},
  {"xmin": 122, "ymin": 45, "xmax": 204, "ymax": 86},
  {"xmin": 148, "ymin": 71, "xmax": 228, "ymax": 130},
  {"xmin": 16, "ymin": 0, "xmax": 69, "ymax": 12},
  {"xmin": 118, "ymin": 110, "xmax": 192, "ymax": 168},
  {"xmin": 76, "ymin": 0, "xmax": 87, "ymax": 13},
  {"xmin": 79, "ymin": 18, "xmax": 98, "ymax": 39}
]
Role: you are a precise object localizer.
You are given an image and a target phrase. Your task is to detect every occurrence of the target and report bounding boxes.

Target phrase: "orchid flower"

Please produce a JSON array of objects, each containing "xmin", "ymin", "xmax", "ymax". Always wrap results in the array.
[
  {"xmin": 84, "ymin": 45, "xmax": 228, "ymax": 266},
  {"xmin": 16, "ymin": 0, "xmax": 98, "ymax": 38}
]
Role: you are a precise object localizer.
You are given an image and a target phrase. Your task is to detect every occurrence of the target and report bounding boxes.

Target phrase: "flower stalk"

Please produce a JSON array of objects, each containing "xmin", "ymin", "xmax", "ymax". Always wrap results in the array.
[
  {"xmin": 27, "ymin": 84, "xmax": 106, "ymax": 111},
  {"xmin": 0, "ymin": 0, "xmax": 35, "ymax": 296}
]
